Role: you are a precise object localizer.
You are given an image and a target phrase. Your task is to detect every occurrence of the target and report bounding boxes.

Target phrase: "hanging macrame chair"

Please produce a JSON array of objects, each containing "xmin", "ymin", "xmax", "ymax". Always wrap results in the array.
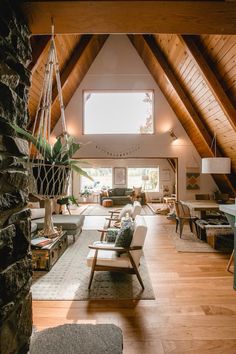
[{"xmin": 29, "ymin": 25, "xmax": 70, "ymax": 237}]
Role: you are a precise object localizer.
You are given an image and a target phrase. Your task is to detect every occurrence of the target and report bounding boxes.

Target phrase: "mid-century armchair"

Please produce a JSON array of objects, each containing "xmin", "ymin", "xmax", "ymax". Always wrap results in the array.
[
  {"xmin": 87, "ymin": 215, "xmax": 147, "ymax": 290},
  {"xmin": 105, "ymin": 201, "xmax": 142, "ymax": 228}
]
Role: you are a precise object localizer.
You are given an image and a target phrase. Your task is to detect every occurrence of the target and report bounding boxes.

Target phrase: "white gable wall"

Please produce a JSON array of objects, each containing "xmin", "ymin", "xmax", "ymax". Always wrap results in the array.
[{"xmin": 53, "ymin": 35, "xmax": 217, "ymax": 199}]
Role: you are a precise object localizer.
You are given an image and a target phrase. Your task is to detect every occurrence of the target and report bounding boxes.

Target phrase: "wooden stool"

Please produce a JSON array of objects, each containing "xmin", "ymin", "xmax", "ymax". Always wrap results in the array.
[{"xmin": 102, "ymin": 199, "xmax": 113, "ymax": 207}]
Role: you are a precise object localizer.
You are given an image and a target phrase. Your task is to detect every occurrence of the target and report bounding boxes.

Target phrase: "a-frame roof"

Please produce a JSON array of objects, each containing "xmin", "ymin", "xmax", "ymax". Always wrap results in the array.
[{"xmin": 22, "ymin": 1, "xmax": 236, "ymax": 194}]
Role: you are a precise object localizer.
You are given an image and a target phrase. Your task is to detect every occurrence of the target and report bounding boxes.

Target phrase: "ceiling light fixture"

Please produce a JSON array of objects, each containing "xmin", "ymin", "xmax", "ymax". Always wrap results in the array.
[
  {"xmin": 169, "ymin": 129, "xmax": 178, "ymax": 140},
  {"xmin": 201, "ymin": 133, "xmax": 231, "ymax": 174}
]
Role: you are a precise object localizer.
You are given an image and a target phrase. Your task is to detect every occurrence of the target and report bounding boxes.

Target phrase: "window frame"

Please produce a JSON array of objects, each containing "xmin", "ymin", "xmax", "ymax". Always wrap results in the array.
[
  {"xmin": 127, "ymin": 166, "xmax": 160, "ymax": 192},
  {"xmin": 82, "ymin": 89, "xmax": 155, "ymax": 135}
]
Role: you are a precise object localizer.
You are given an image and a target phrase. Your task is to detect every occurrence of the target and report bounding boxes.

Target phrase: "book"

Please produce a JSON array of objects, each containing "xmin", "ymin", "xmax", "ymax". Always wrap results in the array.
[{"xmin": 31, "ymin": 237, "xmax": 54, "ymax": 248}]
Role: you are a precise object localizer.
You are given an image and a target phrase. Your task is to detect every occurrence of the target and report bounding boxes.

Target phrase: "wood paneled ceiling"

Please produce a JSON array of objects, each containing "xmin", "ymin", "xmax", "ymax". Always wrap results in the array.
[{"xmin": 23, "ymin": 1, "xmax": 236, "ymax": 195}]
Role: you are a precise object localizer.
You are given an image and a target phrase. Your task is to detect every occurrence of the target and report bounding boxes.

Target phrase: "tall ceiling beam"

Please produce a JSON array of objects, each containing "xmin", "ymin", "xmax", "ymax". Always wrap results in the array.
[
  {"xmin": 129, "ymin": 34, "xmax": 236, "ymax": 194},
  {"xmin": 142, "ymin": 35, "xmax": 214, "ymax": 153},
  {"xmin": 21, "ymin": 1, "xmax": 236, "ymax": 35},
  {"xmin": 49, "ymin": 34, "xmax": 109, "ymax": 131},
  {"xmin": 179, "ymin": 35, "xmax": 236, "ymax": 133}
]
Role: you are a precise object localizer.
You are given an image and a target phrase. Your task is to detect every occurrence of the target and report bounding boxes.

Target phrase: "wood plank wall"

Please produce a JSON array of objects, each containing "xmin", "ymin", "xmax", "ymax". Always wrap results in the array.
[{"xmin": 154, "ymin": 34, "xmax": 236, "ymax": 174}]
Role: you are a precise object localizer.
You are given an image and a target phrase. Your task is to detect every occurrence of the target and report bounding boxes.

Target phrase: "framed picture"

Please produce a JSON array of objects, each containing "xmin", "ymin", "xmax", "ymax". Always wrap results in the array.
[{"xmin": 114, "ymin": 167, "xmax": 126, "ymax": 185}]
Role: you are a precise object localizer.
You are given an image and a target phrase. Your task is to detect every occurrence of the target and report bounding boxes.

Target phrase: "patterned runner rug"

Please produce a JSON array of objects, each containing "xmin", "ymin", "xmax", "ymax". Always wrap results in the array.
[{"xmin": 32, "ymin": 230, "xmax": 155, "ymax": 300}]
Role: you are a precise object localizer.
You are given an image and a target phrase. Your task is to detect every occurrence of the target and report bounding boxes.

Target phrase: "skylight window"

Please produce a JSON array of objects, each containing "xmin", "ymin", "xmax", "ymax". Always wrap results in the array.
[{"xmin": 83, "ymin": 90, "xmax": 154, "ymax": 134}]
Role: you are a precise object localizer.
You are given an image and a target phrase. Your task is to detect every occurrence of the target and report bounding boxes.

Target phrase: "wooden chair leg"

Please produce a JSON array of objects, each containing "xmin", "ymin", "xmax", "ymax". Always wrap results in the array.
[
  {"xmin": 128, "ymin": 251, "xmax": 144, "ymax": 290},
  {"xmin": 88, "ymin": 250, "xmax": 98, "ymax": 289},
  {"xmin": 189, "ymin": 220, "xmax": 193, "ymax": 232},
  {"xmin": 226, "ymin": 249, "xmax": 234, "ymax": 272},
  {"xmin": 179, "ymin": 220, "xmax": 184, "ymax": 238},
  {"xmin": 175, "ymin": 219, "xmax": 179, "ymax": 233},
  {"xmin": 66, "ymin": 204, "xmax": 71, "ymax": 215}
]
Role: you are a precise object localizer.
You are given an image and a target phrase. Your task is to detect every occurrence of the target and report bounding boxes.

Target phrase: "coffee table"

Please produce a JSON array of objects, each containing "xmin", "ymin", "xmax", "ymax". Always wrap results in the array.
[{"xmin": 31, "ymin": 231, "xmax": 68, "ymax": 271}]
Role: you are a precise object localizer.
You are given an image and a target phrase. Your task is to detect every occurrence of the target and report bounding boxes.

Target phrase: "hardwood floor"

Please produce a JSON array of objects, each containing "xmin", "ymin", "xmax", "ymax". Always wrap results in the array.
[{"xmin": 32, "ymin": 215, "xmax": 236, "ymax": 354}]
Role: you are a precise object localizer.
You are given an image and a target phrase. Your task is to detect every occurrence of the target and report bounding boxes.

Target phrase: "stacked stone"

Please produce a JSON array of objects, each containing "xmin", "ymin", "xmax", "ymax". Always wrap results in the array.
[{"xmin": 0, "ymin": 1, "xmax": 32, "ymax": 353}]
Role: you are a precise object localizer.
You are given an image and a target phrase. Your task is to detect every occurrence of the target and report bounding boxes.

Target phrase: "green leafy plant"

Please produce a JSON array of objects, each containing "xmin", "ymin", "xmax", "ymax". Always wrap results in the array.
[
  {"xmin": 12, "ymin": 124, "xmax": 93, "ymax": 181},
  {"xmin": 80, "ymin": 186, "xmax": 93, "ymax": 198},
  {"xmin": 57, "ymin": 195, "xmax": 79, "ymax": 206}
]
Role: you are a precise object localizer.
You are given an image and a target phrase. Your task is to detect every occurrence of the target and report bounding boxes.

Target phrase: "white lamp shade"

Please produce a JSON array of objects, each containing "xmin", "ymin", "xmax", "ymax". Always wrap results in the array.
[{"xmin": 201, "ymin": 157, "xmax": 231, "ymax": 174}]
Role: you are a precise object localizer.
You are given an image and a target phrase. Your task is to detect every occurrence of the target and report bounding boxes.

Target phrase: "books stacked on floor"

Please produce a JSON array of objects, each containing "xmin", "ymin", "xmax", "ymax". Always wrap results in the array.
[{"xmin": 31, "ymin": 237, "xmax": 54, "ymax": 248}]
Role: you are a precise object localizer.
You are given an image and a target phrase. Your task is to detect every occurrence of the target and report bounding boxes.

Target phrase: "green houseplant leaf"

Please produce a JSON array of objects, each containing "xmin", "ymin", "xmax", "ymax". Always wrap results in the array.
[{"xmin": 11, "ymin": 124, "xmax": 93, "ymax": 181}]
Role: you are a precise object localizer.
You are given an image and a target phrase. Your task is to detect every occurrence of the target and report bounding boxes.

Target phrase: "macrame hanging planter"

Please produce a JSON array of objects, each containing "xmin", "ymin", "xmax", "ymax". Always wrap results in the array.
[{"xmin": 29, "ymin": 24, "xmax": 70, "ymax": 237}]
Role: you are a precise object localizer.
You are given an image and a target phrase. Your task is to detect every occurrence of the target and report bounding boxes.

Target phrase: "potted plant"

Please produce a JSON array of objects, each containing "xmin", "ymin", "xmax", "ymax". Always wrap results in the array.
[
  {"xmin": 12, "ymin": 124, "xmax": 92, "ymax": 196},
  {"xmin": 11, "ymin": 124, "xmax": 93, "ymax": 237},
  {"xmin": 80, "ymin": 186, "xmax": 93, "ymax": 202}
]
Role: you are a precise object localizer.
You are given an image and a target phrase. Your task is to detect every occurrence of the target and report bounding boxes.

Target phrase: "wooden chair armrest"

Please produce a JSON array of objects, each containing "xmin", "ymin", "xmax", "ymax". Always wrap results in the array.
[
  {"xmin": 105, "ymin": 217, "xmax": 119, "ymax": 221},
  {"xmin": 88, "ymin": 244, "xmax": 125, "ymax": 252},
  {"xmin": 88, "ymin": 244, "xmax": 142, "ymax": 252},
  {"xmin": 97, "ymin": 229, "xmax": 108, "ymax": 233},
  {"xmin": 108, "ymin": 210, "xmax": 120, "ymax": 214}
]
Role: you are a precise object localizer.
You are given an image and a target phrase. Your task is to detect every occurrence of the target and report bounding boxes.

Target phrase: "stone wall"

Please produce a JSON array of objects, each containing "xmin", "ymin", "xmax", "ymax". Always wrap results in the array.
[{"xmin": 0, "ymin": 1, "xmax": 32, "ymax": 353}]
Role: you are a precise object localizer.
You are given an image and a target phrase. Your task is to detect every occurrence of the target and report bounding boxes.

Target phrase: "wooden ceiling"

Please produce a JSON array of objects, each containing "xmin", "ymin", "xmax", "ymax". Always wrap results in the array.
[{"xmin": 23, "ymin": 1, "xmax": 236, "ymax": 195}]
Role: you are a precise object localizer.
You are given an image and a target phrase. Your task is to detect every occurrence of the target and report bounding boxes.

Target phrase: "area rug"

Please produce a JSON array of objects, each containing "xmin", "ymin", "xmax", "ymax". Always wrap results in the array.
[
  {"xmin": 32, "ymin": 230, "xmax": 155, "ymax": 300},
  {"xmin": 30, "ymin": 324, "xmax": 123, "ymax": 354},
  {"xmin": 80, "ymin": 204, "xmax": 154, "ymax": 216},
  {"xmin": 167, "ymin": 225, "xmax": 232, "ymax": 253}
]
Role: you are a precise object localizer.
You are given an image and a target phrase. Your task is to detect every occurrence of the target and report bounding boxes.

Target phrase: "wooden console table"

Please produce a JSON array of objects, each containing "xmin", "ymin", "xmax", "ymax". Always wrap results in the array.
[{"xmin": 32, "ymin": 231, "xmax": 68, "ymax": 271}]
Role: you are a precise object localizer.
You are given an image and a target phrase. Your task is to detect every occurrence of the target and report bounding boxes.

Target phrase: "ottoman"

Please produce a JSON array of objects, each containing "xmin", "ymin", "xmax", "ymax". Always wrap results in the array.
[
  {"xmin": 34, "ymin": 215, "xmax": 85, "ymax": 242},
  {"xmin": 102, "ymin": 199, "xmax": 113, "ymax": 207}
]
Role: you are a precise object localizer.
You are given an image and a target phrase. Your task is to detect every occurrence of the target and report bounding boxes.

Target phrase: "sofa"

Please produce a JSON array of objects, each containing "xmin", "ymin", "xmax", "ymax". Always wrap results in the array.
[
  {"xmin": 100, "ymin": 188, "xmax": 133, "ymax": 205},
  {"xmin": 30, "ymin": 208, "xmax": 85, "ymax": 242}
]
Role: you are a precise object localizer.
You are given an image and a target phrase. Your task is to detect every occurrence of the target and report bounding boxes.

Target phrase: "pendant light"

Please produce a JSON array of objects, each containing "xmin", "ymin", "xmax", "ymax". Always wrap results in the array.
[{"xmin": 201, "ymin": 133, "xmax": 231, "ymax": 174}]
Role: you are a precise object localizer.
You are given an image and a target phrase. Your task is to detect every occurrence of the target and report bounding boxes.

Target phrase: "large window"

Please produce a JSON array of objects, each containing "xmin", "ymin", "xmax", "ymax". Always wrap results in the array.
[
  {"xmin": 127, "ymin": 167, "xmax": 160, "ymax": 191},
  {"xmin": 80, "ymin": 168, "xmax": 112, "ymax": 192},
  {"xmin": 83, "ymin": 90, "xmax": 154, "ymax": 134}
]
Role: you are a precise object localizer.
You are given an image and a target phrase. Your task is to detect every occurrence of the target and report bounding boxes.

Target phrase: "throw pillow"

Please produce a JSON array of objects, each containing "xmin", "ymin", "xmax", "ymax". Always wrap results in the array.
[
  {"xmin": 101, "ymin": 190, "xmax": 109, "ymax": 197},
  {"xmin": 115, "ymin": 220, "xmax": 134, "ymax": 248},
  {"xmin": 108, "ymin": 189, "xmax": 114, "ymax": 197},
  {"xmin": 106, "ymin": 229, "xmax": 119, "ymax": 243},
  {"xmin": 133, "ymin": 186, "xmax": 142, "ymax": 197}
]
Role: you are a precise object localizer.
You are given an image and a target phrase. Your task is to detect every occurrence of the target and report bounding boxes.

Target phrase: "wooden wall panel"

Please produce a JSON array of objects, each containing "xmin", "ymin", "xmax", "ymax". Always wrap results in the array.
[
  {"xmin": 154, "ymin": 34, "xmax": 236, "ymax": 175},
  {"xmin": 199, "ymin": 35, "xmax": 236, "ymax": 106}
]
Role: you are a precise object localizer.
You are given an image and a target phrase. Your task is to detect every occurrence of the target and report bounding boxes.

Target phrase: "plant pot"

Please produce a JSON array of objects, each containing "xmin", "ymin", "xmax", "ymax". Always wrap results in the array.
[{"xmin": 32, "ymin": 164, "xmax": 70, "ymax": 197}]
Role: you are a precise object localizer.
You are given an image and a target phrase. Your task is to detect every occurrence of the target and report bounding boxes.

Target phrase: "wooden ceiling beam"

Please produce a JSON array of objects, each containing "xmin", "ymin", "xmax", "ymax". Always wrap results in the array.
[
  {"xmin": 179, "ymin": 35, "xmax": 236, "ymax": 133},
  {"xmin": 28, "ymin": 35, "xmax": 51, "ymax": 73},
  {"xmin": 21, "ymin": 1, "xmax": 236, "ymax": 35},
  {"xmin": 50, "ymin": 34, "xmax": 109, "ymax": 131},
  {"xmin": 128, "ymin": 34, "xmax": 236, "ymax": 194},
  {"xmin": 142, "ymin": 35, "xmax": 214, "ymax": 154}
]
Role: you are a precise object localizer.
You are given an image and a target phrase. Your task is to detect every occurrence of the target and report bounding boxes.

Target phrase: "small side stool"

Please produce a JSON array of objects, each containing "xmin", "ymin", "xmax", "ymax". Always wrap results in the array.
[{"xmin": 102, "ymin": 199, "xmax": 113, "ymax": 207}]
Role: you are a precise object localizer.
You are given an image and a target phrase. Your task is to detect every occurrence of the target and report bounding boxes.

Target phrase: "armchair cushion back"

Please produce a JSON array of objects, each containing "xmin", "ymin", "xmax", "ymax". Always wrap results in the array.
[
  {"xmin": 118, "ymin": 204, "xmax": 133, "ymax": 219},
  {"xmin": 132, "ymin": 201, "xmax": 142, "ymax": 219},
  {"xmin": 129, "ymin": 215, "xmax": 147, "ymax": 266}
]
